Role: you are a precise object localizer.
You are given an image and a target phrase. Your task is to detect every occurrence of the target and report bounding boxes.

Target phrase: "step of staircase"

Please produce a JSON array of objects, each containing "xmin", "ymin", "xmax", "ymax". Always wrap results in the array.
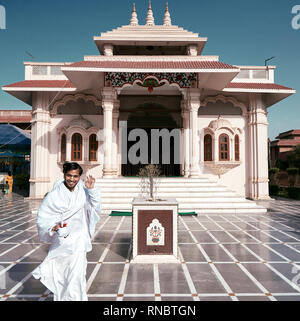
[{"xmin": 95, "ymin": 177, "xmax": 267, "ymax": 215}]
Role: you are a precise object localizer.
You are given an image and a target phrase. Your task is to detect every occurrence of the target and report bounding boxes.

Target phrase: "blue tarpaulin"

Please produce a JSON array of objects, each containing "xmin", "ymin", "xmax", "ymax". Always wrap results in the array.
[{"xmin": 0, "ymin": 124, "xmax": 31, "ymax": 146}]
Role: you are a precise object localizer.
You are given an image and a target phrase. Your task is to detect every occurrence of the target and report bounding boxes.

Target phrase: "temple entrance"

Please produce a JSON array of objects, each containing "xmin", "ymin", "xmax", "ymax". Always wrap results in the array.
[{"xmin": 121, "ymin": 103, "xmax": 181, "ymax": 177}]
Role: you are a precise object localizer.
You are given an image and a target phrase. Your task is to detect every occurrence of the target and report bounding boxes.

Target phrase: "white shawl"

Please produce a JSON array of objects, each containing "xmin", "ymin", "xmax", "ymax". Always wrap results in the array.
[{"xmin": 36, "ymin": 179, "xmax": 101, "ymax": 245}]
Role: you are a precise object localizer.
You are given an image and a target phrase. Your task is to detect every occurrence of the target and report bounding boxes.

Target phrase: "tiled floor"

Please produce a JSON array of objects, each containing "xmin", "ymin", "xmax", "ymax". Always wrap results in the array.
[{"xmin": 0, "ymin": 193, "xmax": 300, "ymax": 301}]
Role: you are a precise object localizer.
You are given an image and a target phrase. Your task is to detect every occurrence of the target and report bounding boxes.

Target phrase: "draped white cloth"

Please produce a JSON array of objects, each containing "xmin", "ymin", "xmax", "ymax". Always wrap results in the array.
[{"xmin": 32, "ymin": 179, "xmax": 101, "ymax": 301}]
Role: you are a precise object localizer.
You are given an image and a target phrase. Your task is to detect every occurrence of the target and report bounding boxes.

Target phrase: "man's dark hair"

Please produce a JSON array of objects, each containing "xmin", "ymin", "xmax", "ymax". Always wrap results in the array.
[
  {"xmin": 8, "ymin": 171, "xmax": 12, "ymax": 176},
  {"xmin": 63, "ymin": 162, "xmax": 83, "ymax": 176}
]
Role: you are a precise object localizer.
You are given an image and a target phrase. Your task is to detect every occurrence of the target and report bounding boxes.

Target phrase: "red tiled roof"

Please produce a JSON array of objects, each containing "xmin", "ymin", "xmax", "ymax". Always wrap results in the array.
[
  {"xmin": 0, "ymin": 117, "xmax": 31, "ymax": 123},
  {"xmin": 271, "ymin": 139, "xmax": 300, "ymax": 147},
  {"xmin": 68, "ymin": 60, "xmax": 238, "ymax": 70},
  {"xmin": 225, "ymin": 83, "xmax": 294, "ymax": 90},
  {"xmin": 3, "ymin": 80, "xmax": 76, "ymax": 88}
]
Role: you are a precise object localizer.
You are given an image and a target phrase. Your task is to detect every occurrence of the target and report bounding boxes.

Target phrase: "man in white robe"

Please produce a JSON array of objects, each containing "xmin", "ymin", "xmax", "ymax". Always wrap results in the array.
[{"xmin": 32, "ymin": 162, "xmax": 101, "ymax": 301}]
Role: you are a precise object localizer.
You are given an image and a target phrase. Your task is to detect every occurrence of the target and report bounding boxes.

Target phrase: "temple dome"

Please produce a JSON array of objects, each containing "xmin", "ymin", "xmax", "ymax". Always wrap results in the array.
[
  {"xmin": 208, "ymin": 117, "xmax": 233, "ymax": 130},
  {"xmin": 68, "ymin": 116, "xmax": 92, "ymax": 129}
]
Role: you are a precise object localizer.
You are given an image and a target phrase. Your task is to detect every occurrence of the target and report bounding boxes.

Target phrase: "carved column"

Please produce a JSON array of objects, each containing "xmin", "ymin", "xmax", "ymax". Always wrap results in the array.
[
  {"xmin": 112, "ymin": 99, "xmax": 120, "ymax": 177},
  {"xmin": 102, "ymin": 87, "xmax": 117, "ymax": 178},
  {"xmin": 181, "ymin": 99, "xmax": 190, "ymax": 177},
  {"xmin": 29, "ymin": 92, "xmax": 51, "ymax": 198},
  {"xmin": 185, "ymin": 89, "xmax": 201, "ymax": 177},
  {"xmin": 248, "ymin": 93, "xmax": 270, "ymax": 200}
]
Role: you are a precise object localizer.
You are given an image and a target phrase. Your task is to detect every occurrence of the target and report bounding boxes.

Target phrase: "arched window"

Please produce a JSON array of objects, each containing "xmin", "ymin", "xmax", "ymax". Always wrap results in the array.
[
  {"xmin": 89, "ymin": 134, "xmax": 98, "ymax": 161},
  {"xmin": 204, "ymin": 134, "xmax": 212, "ymax": 161},
  {"xmin": 71, "ymin": 133, "xmax": 82, "ymax": 161},
  {"xmin": 235, "ymin": 134, "xmax": 240, "ymax": 161},
  {"xmin": 219, "ymin": 134, "xmax": 229, "ymax": 161},
  {"xmin": 61, "ymin": 134, "xmax": 66, "ymax": 162}
]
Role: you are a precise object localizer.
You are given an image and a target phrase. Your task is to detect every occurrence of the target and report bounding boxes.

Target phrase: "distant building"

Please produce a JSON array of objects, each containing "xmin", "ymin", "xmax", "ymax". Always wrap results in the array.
[
  {"xmin": 270, "ymin": 130, "xmax": 300, "ymax": 167},
  {"xmin": 0, "ymin": 110, "xmax": 32, "ymax": 133}
]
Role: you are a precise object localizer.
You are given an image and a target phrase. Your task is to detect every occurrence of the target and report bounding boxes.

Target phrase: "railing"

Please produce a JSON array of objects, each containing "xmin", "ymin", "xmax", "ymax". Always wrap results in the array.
[
  {"xmin": 232, "ymin": 67, "xmax": 275, "ymax": 83},
  {"xmin": 25, "ymin": 63, "xmax": 71, "ymax": 80}
]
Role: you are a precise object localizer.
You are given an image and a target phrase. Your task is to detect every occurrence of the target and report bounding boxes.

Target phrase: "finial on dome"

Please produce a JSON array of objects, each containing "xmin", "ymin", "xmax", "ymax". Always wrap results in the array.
[
  {"xmin": 130, "ymin": 3, "xmax": 139, "ymax": 26},
  {"xmin": 146, "ymin": 0, "xmax": 155, "ymax": 26},
  {"xmin": 163, "ymin": 3, "xmax": 172, "ymax": 26}
]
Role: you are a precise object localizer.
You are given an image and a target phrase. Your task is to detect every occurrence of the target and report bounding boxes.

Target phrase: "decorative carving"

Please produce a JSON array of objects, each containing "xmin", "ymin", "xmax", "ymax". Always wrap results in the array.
[
  {"xmin": 67, "ymin": 116, "xmax": 93, "ymax": 130},
  {"xmin": 105, "ymin": 72, "xmax": 197, "ymax": 89},
  {"xmin": 147, "ymin": 219, "xmax": 165, "ymax": 246},
  {"xmin": 201, "ymin": 95, "xmax": 247, "ymax": 116},
  {"xmin": 51, "ymin": 94, "xmax": 102, "ymax": 116}
]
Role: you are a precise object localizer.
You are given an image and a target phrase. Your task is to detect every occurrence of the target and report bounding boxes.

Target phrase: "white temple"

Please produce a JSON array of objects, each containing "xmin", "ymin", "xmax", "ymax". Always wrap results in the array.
[{"xmin": 2, "ymin": 3, "xmax": 295, "ymax": 214}]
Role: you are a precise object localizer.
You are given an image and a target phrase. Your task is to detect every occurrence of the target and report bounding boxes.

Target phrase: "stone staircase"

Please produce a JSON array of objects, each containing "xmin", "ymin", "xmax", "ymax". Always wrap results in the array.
[{"xmin": 95, "ymin": 177, "xmax": 267, "ymax": 215}]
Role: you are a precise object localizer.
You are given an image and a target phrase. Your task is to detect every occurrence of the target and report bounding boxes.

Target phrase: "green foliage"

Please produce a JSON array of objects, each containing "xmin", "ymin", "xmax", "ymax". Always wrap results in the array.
[
  {"xmin": 269, "ymin": 184, "xmax": 280, "ymax": 196},
  {"xmin": 287, "ymin": 144, "xmax": 300, "ymax": 170},
  {"xmin": 287, "ymin": 168, "xmax": 299, "ymax": 187},
  {"xmin": 269, "ymin": 168, "xmax": 279, "ymax": 185},
  {"xmin": 275, "ymin": 159, "xmax": 288, "ymax": 171},
  {"xmin": 286, "ymin": 187, "xmax": 300, "ymax": 200}
]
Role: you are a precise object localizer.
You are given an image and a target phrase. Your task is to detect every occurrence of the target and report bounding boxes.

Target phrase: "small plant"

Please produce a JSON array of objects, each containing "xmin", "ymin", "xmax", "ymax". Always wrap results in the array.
[{"xmin": 138, "ymin": 164, "xmax": 161, "ymax": 201}]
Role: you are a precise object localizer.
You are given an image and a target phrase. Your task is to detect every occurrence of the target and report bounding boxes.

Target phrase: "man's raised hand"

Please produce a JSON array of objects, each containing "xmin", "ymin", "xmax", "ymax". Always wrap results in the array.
[{"xmin": 85, "ymin": 175, "xmax": 95, "ymax": 189}]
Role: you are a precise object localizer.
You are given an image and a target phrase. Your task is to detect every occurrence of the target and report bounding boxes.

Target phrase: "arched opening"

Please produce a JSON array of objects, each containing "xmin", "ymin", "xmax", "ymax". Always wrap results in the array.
[
  {"xmin": 204, "ymin": 134, "xmax": 213, "ymax": 161},
  {"xmin": 61, "ymin": 134, "xmax": 66, "ymax": 162},
  {"xmin": 71, "ymin": 133, "xmax": 83, "ymax": 161},
  {"xmin": 219, "ymin": 134, "xmax": 230, "ymax": 161},
  {"xmin": 122, "ymin": 102, "xmax": 181, "ymax": 177},
  {"xmin": 235, "ymin": 134, "xmax": 240, "ymax": 161},
  {"xmin": 89, "ymin": 134, "xmax": 98, "ymax": 161}
]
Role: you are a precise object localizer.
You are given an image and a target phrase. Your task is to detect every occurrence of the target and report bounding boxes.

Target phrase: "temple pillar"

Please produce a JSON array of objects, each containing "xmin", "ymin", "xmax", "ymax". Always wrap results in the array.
[
  {"xmin": 112, "ymin": 99, "xmax": 120, "ymax": 177},
  {"xmin": 248, "ymin": 93, "xmax": 270, "ymax": 200},
  {"xmin": 184, "ymin": 89, "xmax": 201, "ymax": 177},
  {"xmin": 181, "ymin": 100, "xmax": 190, "ymax": 177},
  {"xmin": 102, "ymin": 87, "xmax": 118, "ymax": 178},
  {"xmin": 29, "ymin": 92, "xmax": 51, "ymax": 198}
]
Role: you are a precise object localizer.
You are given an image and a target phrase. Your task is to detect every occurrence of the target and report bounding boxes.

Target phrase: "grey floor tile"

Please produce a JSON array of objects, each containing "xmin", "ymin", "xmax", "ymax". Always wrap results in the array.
[
  {"xmin": 178, "ymin": 231, "xmax": 195, "ymax": 243},
  {"xmin": 237, "ymin": 296, "xmax": 270, "ymax": 301},
  {"xmin": 274, "ymin": 296, "xmax": 300, "ymax": 301},
  {"xmin": 222, "ymin": 244, "xmax": 260, "ymax": 262},
  {"xmin": 179, "ymin": 244, "xmax": 207, "ymax": 262},
  {"xmin": 104, "ymin": 244, "xmax": 130, "ymax": 262},
  {"xmin": 209, "ymin": 231, "xmax": 238, "ymax": 243},
  {"xmin": 187, "ymin": 263, "xmax": 227, "ymax": 294},
  {"xmin": 244, "ymin": 244, "xmax": 287, "ymax": 262},
  {"xmin": 125, "ymin": 264, "xmax": 154, "ymax": 294},
  {"xmin": 214, "ymin": 263, "xmax": 264, "ymax": 293},
  {"xmin": 159, "ymin": 264, "xmax": 191, "ymax": 294},
  {"xmin": 242, "ymin": 263, "xmax": 299, "ymax": 293},
  {"xmin": 200, "ymin": 244, "xmax": 233, "ymax": 262},
  {"xmin": 198, "ymin": 296, "xmax": 232, "ymax": 301},
  {"xmin": 88, "ymin": 264, "xmax": 124, "ymax": 294},
  {"xmin": 266, "ymin": 244, "xmax": 300, "ymax": 261},
  {"xmin": 190, "ymin": 231, "xmax": 216, "ymax": 243}
]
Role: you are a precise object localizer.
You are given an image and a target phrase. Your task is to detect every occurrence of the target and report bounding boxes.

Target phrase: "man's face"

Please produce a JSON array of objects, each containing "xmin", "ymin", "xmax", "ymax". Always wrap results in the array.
[{"xmin": 64, "ymin": 169, "xmax": 81, "ymax": 191}]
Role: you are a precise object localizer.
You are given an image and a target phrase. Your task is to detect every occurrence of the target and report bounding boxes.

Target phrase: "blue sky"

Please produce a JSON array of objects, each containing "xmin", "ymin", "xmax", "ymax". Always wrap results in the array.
[{"xmin": 0, "ymin": 0, "xmax": 299, "ymax": 140}]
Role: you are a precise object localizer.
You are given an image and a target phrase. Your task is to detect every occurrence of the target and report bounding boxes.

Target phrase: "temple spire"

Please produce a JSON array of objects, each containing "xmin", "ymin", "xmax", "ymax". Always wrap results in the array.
[
  {"xmin": 130, "ymin": 3, "xmax": 139, "ymax": 26},
  {"xmin": 145, "ymin": 0, "xmax": 155, "ymax": 26},
  {"xmin": 163, "ymin": 3, "xmax": 172, "ymax": 26}
]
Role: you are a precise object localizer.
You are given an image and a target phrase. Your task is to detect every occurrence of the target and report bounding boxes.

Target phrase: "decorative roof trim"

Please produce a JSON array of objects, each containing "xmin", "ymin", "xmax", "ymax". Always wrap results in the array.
[
  {"xmin": 51, "ymin": 93, "xmax": 102, "ymax": 116},
  {"xmin": 201, "ymin": 95, "xmax": 247, "ymax": 117}
]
